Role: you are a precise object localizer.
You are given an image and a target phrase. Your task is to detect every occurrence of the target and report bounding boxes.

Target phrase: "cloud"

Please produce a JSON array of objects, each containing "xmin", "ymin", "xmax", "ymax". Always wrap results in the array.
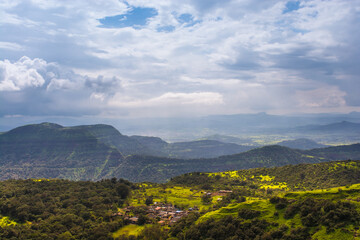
[
  {"xmin": 0, "ymin": 41, "xmax": 24, "ymax": 51},
  {"xmin": 0, "ymin": 0, "xmax": 359, "ymax": 119},
  {"xmin": 0, "ymin": 57, "xmax": 46, "ymax": 91},
  {"xmin": 0, "ymin": 57, "xmax": 123, "ymax": 117}
]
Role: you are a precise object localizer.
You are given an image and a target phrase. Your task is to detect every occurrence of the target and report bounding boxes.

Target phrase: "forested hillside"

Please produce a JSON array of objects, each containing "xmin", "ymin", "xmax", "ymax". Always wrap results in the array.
[
  {"xmin": 1, "ymin": 160, "xmax": 359, "ymax": 239},
  {"xmin": 0, "ymin": 123, "xmax": 124, "ymax": 180},
  {"xmin": 277, "ymin": 138, "xmax": 327, "ymax": 150},
  {"xmin": 116, "ymin": 160, "xmax": 360, "ymax": 239},
  {"xmin": 0, "ymin": 178, "xmax": 132, "ymax": 239},
  {"xmin": 117, "ymin": 145, "xmax": 360, "ymax": 182}
]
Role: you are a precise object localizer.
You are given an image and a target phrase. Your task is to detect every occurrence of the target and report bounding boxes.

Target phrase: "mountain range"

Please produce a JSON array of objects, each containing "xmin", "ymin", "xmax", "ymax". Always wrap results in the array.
[
  {"xmin": 0, "ymin": 122, "xmax": 360, "ymax": 182},
  {"xmin": 2, "ymin": 112, "xmax": 360, "ymax": 142}
]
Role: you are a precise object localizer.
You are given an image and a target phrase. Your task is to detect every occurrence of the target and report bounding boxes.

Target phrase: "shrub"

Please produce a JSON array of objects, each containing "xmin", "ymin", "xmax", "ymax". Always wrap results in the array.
[{"xmin": 238, "ymin": 209, "xmax": 261, "ymax": 219}]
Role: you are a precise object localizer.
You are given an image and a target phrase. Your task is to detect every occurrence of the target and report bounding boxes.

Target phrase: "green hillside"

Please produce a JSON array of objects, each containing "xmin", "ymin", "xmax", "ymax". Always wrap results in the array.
[
  {"xmin": 0, "ymin": 123, "xmax": 124, "ymax": 180},
  {"xmin": 170, "ymin": 160, "xmax": 360, "ymax": 190},
  {"xmin": 0, "ymin": 160, "xmax": 359, "ymax": 239},
  {"xmin": 74, "ymin": 124, "xmax": 164, "ymax": 157},
  {"xmin": 0, "ymin": 178, "xmax": 132, "ymax": 239},
  {"xmin": 277, "ymin": 138, "xmax": 327, "ymax": 150},
  {"xmin": 130, "ymin": 136, "xmax": 254, "ymax": 159},
  {"xmin": 117, "ymin": 160, "xmax": 360, "ymax": 239},
  {"xmin": 115, "ymin": 144, "xmax": 360, "ymax": 182}
]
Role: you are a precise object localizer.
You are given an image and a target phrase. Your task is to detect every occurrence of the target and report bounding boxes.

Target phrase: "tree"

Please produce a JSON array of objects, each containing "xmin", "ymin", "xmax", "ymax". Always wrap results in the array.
[
  {"xmin": 138, "ymin": 224, "xmax": 167, "ymax": 240},
  {"xmin": 201, "ymin": 194, "xmax": 212, "ymax": 205},
  {"xmin": 145, "ymin": 196, "xmax": 153, "ymax": 206},
  {"xmin": 116, "ymin": 183, "xmax": 130, "ymax": 199},
  {"xmin": 138, "ymin": 214, "xmax": 148, "ymax": 225}
]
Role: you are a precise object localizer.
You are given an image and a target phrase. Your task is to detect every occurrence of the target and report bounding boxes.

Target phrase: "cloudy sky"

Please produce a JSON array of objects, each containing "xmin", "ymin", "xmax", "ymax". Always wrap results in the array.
[{"xmin": 1, "ymin": 0, "xmax": 360, "ymax": 124}]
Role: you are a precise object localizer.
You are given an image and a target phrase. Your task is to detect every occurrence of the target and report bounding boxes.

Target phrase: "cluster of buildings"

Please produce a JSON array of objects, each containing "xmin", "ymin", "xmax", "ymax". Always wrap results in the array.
[
  {"xmin": 113, "ymin": 190, "xmax": 233, "ymax": 226},
  {"xmin": 115, "ymin": 203, "xmax": 199, "ymax": 226}
]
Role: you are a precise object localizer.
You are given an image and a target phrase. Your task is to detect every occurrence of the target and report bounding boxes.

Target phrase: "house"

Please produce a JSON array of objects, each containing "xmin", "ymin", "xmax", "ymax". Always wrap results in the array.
[
  {"xmin": 213, "ymin": 190, "xmax": 233, "ymax": 196},
  {"xmin": 128, "ymin": 217, "xmax": 138, "ymax": 224}
]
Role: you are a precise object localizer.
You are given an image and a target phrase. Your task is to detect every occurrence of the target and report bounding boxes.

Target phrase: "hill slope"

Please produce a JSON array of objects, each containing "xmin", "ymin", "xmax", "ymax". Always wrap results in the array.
[
  {"xmin": 127, "ymin": 160, "xmax": 360, "ymax": 240},
  {"xmin": 277, "ymin": 138, "xmax": 327, "ymax": 150},
  {"xmin": 73, "ymin": 124, "xmax": 157, "ymax": 156},
  {"xmin": 113, "ymin": 144, "xmax": 360, "ymax": 182},
  {"xmin": 170, "ymin": 160, "xmax": 360, "ymax": 190},
  {"xmin": 294, "ymin": 121, "xmax": 360, "ymax": 133},
  {"xmin": 0, "ymin": 123, "xmax": 124, "ymax": 180},
  {"xmin": 130, "ymin": 136, "xmax": 254, "ymax": 159}
]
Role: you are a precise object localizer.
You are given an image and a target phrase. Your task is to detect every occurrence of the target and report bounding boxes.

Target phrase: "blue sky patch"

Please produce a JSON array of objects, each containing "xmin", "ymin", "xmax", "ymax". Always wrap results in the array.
[
  {"xmin": 98, "ymin": 7, "xmax": 158, "ymax": 28},
  {"xmin": 177, "ymin": 13, "xmax": 201, "ymax": 27},
  {"xmin": 283, "ymin": 1, "xmax": 300, "ymax": 14},
  {"xmin": 157, "ymin": 25, "xmax": 176, "ymax": 33},
  {"xmin": 292, "ymin": 28, "xmax": 309, "ymax": 34}
]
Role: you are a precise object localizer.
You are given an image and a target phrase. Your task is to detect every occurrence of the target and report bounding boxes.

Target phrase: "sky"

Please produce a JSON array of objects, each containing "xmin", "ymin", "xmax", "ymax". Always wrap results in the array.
[{"xmin": 1, "ymin": 0, "xmax": 360, "ymax": 125}]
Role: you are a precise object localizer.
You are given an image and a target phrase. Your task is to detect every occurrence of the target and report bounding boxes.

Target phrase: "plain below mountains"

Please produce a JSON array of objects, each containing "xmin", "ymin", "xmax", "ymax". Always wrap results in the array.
[{"xmin": 1, "ymin": 122, "xmax": 360, "ymax": 182}]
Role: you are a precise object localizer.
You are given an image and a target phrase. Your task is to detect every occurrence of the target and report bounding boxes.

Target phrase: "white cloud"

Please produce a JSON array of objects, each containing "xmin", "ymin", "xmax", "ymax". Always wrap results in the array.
[
  {"xmin": 0, "ymin": 42, "xmax": 24, "ymax": 51},
  {"xmin": 0, "ymin": 57, "xmax": 45, "ymax": 91},
  {"xmin": 0, "ymin": 0, "xmax": 360, "ymax": 118}
]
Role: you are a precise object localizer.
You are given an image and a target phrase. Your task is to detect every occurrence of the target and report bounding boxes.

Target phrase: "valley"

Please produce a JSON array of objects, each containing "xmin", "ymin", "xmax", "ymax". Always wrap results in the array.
[{"xmin": 0, "ymin": 122, "xmax": 359, "ymax": 239}]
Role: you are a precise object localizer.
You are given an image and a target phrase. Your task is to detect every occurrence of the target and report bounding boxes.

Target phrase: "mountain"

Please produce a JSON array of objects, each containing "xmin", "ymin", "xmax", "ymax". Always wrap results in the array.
[
  {"xmin": 73, "ymin": 124, "xmax": 157, "ymax": 156},
  {"xmin": 111, "ymin": 144, "xmax": 360, "ymax": 182},
  {"xmin": 129, "ymin": 135, "xmax": 169, "ymax": 157},
  {"xmin": 277, "ymin": 138, "xmax": 327, "ymax": 150},
  {"xmin": 129, "ymin": 136, "xmax": 254, "ymax": 159},
  {"xmin": 2, "ymin": 112, "xmax": 360, "ymax": 139},
  {"xmin": 0, "ymin": 122, "xmax": 124, "ymax": 180},
  {"xmin": 166, "ymin": 140, "xmax": 254, "ymax": 159},
  {"xmin": 198, "ymin": 134, "xmax": 257, "ymax": 145},
  {"xmin": 0, "ymin": 123, "xmax": 258, "ymax": 181},
  {"xmin": 294, "ymin": 121, "xmax": 360, "ymax": 133},
  {"xmin": 306, "ymin": 143, "xmax": 360, "ymax": 160},
  {"xmin": 1, "ymin": 123, "xmax": 360, "ymax": 182}
]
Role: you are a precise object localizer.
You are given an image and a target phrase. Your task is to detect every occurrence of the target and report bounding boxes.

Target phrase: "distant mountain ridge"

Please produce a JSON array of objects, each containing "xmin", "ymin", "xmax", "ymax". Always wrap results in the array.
[
  {"xmin": 116, "ymin": 144, "xmax": 360, "ymax": 182},
  {"xmin": 293, "ymin": 121, "xmax": 360, "ymax": 133},
  {"xmin": 0, "ymin": 122, "xmax": 360, "ymax": 182},
  {"xmin": 130, "ymin": 136, "xmax": 254, "ymax": 159},
  {"xmin": 277, "ymin": 138, "xmax": 327, "ymax": 150},
  {"xmin": 3, "ymin": 112, "xmax": 360, "ymax": 140},
  {"xmin": 198, "ymin": 134, "xmax": 258, "ymax": 145}
]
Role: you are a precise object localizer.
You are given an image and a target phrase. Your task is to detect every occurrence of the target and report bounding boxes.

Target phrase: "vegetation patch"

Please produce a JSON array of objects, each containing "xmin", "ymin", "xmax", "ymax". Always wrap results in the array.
[
  {"xmin": 113, "ymin": 224, "xmax": 147, "ymax": 238},
  {"xmin": 0, "ymin": 216, "xmax": 17, "ymax": 227}
]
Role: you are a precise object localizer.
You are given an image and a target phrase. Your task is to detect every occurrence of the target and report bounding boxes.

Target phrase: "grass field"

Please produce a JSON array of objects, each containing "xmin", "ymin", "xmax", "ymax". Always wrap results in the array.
[
  {"xmin": 129, "ymin": 184, "xmax": 214, "ymax": 211},
  {"xmin": 113, "ymin": 224, "xmax": 149, "ymax": 238},
  {"xmin": 194, "ymin": 183, "xmax": 360, "ymax": 240}
]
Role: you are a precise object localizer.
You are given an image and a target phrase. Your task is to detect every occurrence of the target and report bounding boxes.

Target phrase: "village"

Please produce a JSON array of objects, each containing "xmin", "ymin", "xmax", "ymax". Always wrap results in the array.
[
  {"xmin": 113, "ymin": 190, "xmax": 233, "ymax": 226},
  {"xmin": 114, "ymin": 202, "xmax": 197, "ymax": 226}
]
